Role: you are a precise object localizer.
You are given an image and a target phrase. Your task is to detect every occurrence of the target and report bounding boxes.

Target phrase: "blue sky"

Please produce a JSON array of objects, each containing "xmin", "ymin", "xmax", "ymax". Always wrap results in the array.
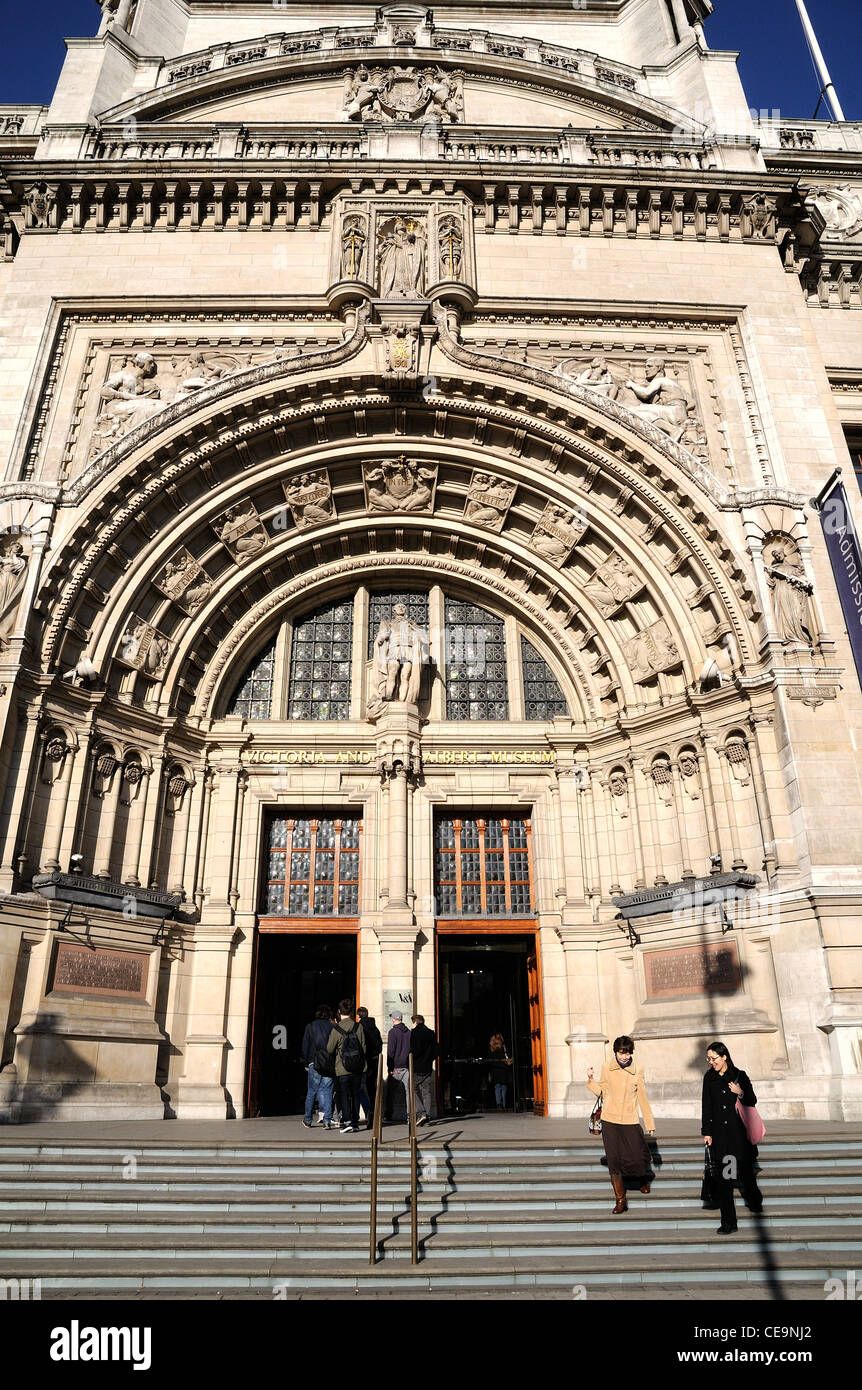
[{"xmin": 0, "ymin": 0, "xmax": 859, "ymax": 119}]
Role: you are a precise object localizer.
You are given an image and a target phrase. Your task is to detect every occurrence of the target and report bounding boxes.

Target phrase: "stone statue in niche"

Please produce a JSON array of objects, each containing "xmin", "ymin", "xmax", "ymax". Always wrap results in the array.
[
  {"xmin": 377, "ymin": 216, "xmax": 426, "ymax": 297},
  {"xmin": 622, "ymin": 618, "xmax": 681, "ymax": 682},
  {"xmin": 341, "ymin": 214, "xmax": 368, "ymax": 280},
  {"xmin": 369, "ymin": 602, "xmax": 429, "ymax": 712},
  {"xmin": 0, "ymin": 539, "xmax": 27, "ymax": 648},
  {"xmin": 364, "ymin": 456, "xmax": 437, "ymax": 513},
  {"xmin": 212, "ymin": 502, "xmax": 269, "ymax": 560},
  {"xmin": 581, "ymin": 552, "xmax": 644, "ymax": 615},
  {"xmin": 117, "ymin": 618, "xmax": 172, "ymax": 677},
  {"xmin": 284, "ymin": 471, "xmax": 335, "ymax": 528},
  {"xmin": 155, "ymin": 550, "xmax": 213, "ymax": 616},
  {"xmin": 765, "ymin": 541, "xmax": 815, "ymax": 646},
  {"xmin": 530, "ymin": 503, "xmax": 587, "ymax": 565},
  {"xmin": 438, "ymin": 214, "xmax": 463, "ymax": 280},
  {"xmin": 464, "ymin": 473, "xmax": 516, "ymax": 532}
]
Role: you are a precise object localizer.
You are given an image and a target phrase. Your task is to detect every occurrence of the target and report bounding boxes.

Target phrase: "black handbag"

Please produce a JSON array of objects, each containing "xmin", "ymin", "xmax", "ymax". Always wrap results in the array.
[
  {"xmin": 700, "ymin": 1147, "xmax": 720, "ymax": 1209},
  {"xmin": 589, "ymin": 1093, "xmax": 603, "ymax": 1136}
]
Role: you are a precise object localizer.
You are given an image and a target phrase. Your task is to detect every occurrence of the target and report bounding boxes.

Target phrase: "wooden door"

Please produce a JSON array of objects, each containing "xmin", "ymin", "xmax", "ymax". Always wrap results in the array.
[{"xmin": 527, "ymin": 948, "xmax": 546, "ymax": 1116}]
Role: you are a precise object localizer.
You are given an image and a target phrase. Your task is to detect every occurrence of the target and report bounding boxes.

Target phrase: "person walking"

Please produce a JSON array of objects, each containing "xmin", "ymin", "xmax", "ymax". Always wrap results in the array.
[
  {"xmin": 488, "ymin": 1032, "xmax": 512, "ymax": 1111},
  {"xmin": 300, "ymin": 1004, "xmax": 334, "ymax": 1129},
  {"xmin": 327, "ymin": 998, "xmax": 366, "ymax": 1134},
  {"xmin": 357, "ymin": 1005, "xmax": 383, "ymax": 1129},
  {"xmin": 586, "ymin": 1035, "xmax": 655, "ymax": 1214},
  {"xmin": 702, "ymin": 1040, "xmax": 763, "ymax": 1235},
  {"xmin": 385, "ymin": 1010, "xmax": 411, "ymax": 1123},
  {"xmin": 410, "ymin": 1014, "xmax": 438, "ymax": 1126}
]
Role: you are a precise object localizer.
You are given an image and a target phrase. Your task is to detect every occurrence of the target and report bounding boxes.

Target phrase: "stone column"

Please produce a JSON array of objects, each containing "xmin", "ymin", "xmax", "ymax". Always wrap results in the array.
[
  {"xmin": 557, "ymin": 926, "xmax": 607, "ymax": 1113},
  {"xmin": 203, "ymin": 763, "xmax": 241, "ymax": 923},
  {"xmin": 628, "ymin": 756, "xmax": 650, "ymax": 888},
  {"xmin": 698, "ymin": 733, "xmax": 725, "ymax": 868},
  {"xmin": 0, "ymin": 713, "xmax": 43, "ymax": 890},
  {"xmin": 41, "ymin": 736, "xmax": 77, "ymax": 872},
  {"xmin": 120, "ymin": 762, "xmax": 150, "ymax": 886},
  {"xmin": 166, "ymin": 772, "xmax": 195, "ymax": 897},
  {"xmin": 95, "ymin": 754, "xmax": 123, "ymax": 879},
  {"xmin": 716, "ymin": 743, "xmax": 746, "ymax": 871},
  {"xmin": 671, "ymin": 759, "xmax": 695, "ymax": 880},
  {"xmin": 371, "ymin": 702, "xmax": 422, "ymax": 1021}
]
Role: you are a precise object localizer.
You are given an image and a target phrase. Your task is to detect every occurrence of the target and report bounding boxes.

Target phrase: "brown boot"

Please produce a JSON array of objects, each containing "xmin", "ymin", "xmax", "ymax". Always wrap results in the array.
[
  {"xmin": 611, "ymin": 1176, "xmax": 628, "ymax": 1214},
  {"xmin": 640, "ymin": 1182, "xmax": 651, "ymax": 1194}
]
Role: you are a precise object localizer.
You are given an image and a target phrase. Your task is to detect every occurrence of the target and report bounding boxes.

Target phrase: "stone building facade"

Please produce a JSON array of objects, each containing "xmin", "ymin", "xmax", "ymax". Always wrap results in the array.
[{"xmin": 0, "ymin": 0, "xmax": 860, "ymax": 1123}]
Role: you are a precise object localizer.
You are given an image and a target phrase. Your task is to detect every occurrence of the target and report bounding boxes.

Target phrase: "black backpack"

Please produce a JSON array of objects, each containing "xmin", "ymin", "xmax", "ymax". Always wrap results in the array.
[
  {"xmin": 314, "ymin": 1036, "xmax": 335, "ymax": 1078},
  {"xmin": 333, "ymin": 1022, "xmax": 364, "ymax": 1076}
]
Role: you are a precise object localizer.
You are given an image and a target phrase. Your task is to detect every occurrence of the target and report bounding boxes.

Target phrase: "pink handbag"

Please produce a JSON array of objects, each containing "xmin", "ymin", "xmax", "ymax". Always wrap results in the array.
[{"xmin": 736, "ymin": 1099, "xmax": 766, "ymax": 1144}]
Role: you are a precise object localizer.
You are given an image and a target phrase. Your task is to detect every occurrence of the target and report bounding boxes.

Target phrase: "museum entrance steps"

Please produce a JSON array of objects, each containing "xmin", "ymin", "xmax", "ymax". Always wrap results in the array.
[{"xmin": 0, "ymin": 1124, "xmax": 860, "ymax": 1300}]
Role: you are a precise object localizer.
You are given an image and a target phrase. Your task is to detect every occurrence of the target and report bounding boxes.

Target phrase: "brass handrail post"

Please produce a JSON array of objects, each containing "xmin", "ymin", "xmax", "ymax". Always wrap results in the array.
[
  {"xmin": 408, "ymin": 1050, "xmax": 418, "ymax": 1266},
  {"xmin": 368, "ymin": 1052, "xmax": 384, "ymax": 1266}
]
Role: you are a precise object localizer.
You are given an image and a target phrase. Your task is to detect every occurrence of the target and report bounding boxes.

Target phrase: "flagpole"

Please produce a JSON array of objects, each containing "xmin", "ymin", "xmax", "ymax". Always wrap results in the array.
[{"xmin": 795, "ymin": 0, "xmax": 845, "ymax": 122}]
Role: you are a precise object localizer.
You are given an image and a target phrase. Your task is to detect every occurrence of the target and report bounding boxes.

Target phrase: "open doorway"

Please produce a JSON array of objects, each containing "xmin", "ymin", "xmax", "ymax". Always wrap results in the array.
[
  {"xmin": 436, "ymin": 932, "xmax": 546, "ymax": 1116},
  {"xmin": 246, "ymin": 932, "xmax": 358, "ymax": 1117}
]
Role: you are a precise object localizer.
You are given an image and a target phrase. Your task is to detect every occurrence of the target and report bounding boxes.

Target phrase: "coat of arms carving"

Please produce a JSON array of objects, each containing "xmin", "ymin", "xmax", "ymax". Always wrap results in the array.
[{"xmin": 342, "ymin": 65, "xmax": 463, "ymax": 123}]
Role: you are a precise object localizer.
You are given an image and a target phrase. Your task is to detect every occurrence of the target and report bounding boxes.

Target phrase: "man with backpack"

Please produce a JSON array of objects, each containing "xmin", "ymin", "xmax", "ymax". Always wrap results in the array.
[
  {"xmin": 327, "ymin": 997, "xmax": 366, "ymax": 1134},
  {"xmin": 357, "ymin": 1006, "xmax": 383, "ymax": 1130},
  {"xmin": 301, "ymin": 1004, "xmax": 335, "ymax": 1130}
]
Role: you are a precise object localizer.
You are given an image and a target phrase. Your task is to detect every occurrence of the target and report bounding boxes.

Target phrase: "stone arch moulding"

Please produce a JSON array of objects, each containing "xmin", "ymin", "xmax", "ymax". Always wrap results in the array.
[
  {"xmin": 95, "ymin": 32, "xmax": 694, "ymax": 135},
  {"xmin": 37, "ymin": 390, "xmax": 761, "ymax": 715}
]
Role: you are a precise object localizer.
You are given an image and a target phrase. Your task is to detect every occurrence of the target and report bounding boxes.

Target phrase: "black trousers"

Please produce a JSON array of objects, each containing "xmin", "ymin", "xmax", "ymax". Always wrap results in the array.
[
  {"xmin": 715, "ymin": 1157, "xmax": 763, "ymax": 1227},
  {"xmin": 336, "ymin": 1073, "xmax": 362, "ymax": 1129}
]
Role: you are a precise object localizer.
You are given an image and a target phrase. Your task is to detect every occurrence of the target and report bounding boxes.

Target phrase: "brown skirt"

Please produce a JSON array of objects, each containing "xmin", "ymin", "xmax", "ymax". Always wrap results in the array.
[{"xmin": 601, "ymin": 1120, "xmax": 652, "ymax": 1178}]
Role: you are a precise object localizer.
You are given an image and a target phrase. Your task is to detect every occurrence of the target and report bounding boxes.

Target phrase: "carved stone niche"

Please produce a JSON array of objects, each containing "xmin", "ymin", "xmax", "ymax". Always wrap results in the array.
[
  {"xmin": 91, "ymin": 746, "xmax": 119, "ymax": 799},
  {"xmin": 40, "ymin": 730, "xmax": 70, "ymax": 786},
  {"xmin": 328, "ymin": 197, "xmax": 476, "ymax": 301},
  {"xmin": 763, "ymin": 533, "xmax": 815, "ymax": 649}
]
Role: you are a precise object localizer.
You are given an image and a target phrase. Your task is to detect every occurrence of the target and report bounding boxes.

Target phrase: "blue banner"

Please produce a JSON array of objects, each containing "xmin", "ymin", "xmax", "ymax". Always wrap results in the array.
[{"xmin": 816, "ymin": 470, "xmax": 862, "ymax": 691}]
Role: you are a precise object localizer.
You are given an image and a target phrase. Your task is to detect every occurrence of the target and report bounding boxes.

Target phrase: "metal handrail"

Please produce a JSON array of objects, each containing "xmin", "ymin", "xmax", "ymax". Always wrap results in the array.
[
  {"xmin": 408, "ymin": 1051, "xmax": 419, "ymax": 1266},
  {"xmin": 368, "ymin": 1053, "xmax": 384, "ymax": 1266}
]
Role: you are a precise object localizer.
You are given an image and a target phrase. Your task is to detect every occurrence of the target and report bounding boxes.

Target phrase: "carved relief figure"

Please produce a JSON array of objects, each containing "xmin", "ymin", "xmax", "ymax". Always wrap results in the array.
[
  {"xmin": 370, "ymin": 602, "xmax": 428, "ymax": 709},
  {"xmin": 343, "ymin": 66, "xmax": 394, "ymax": 121},
  {"xmin": 677, "ymin": 750, "xmax": 702, "ymax": 799},
  {"xmin": 377, "ymin": 216, "xmax": 426, "ymax": 297},
  {"xmin": 530, "ymin": 503, "xmax": 586, "ymax": 564},
  {"xmin": 582, "ymin": 552, "xmax": 644, "ymax": 615},
  {"xmin": 464, "ymin": 473, "xmax": 516, "ymax": 532},
  {"xmin": 118, "ymin": 618, "xmax": 172, "ymax": 677},
  {"xmin": 155, "ymin": 550, "xmax": 213, "ymax": 615},
  {"xmin": 0, "ymin": 539, "xmax": 27, "ymax": 647},
  {"xmin": 622, "ymin": 619, "xmax": 681, "ymax": 681},
  {"xmin": 765, "ymin": 542, "xmax": 815, "ymax": 646},
  {"xmin": 364, "ymin": 457, "xmax": 437, "ymax": 513},
  {"xmin": 650, "ymin": 759, "xmax": 674, "ymax": 806},
  {"xmin": 212, "ymin": 502, "xmax": 269, "ymax": 560},
  {"xmin": 420, "ymin": 68, "xmax": 464, "ymax": 123},
  {"xmin": 558, "ymin": 355, "xmax": 621, "ymax": 399},
  {"xmin": 438, "ymin": 214, "xmax": 463, "ymax": 280},
  {"xmin": 26, "ymin": 182, "xmax": 55, "ymax": 228},
  {"xmin": 805, "ymin": 183, "xmax": 862, "ymax": 239},
  {"xmin": 285, "ymin": 471, "xmax": 335, "ymax": 528},
  {"xmin": 624, "ymin": 357, "xmax": 693, "ymax": 443},
  {"xmin": 343, "ymin": 65, "xmax": 462, "ymax": 123},
  {"xmin": 341, "ymin": 214, "xmax": 368, "ymax": 280},
  {"xmin": 172, "ymin": 351, "xmax": 245, "ymax": 396},
  {"xmin": 608, "ymin": 769, "xmax": 629, "ymax": 819},
  {"xmin": 91, "ymin": 352, "xmax": 163, "ymax": 454}
]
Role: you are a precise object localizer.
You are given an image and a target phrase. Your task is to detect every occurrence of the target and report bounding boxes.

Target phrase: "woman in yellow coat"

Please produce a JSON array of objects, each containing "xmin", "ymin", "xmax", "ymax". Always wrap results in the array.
[{"xmin": 586, "ymin": 1035, "xmax": 656, "ymax": 1214}]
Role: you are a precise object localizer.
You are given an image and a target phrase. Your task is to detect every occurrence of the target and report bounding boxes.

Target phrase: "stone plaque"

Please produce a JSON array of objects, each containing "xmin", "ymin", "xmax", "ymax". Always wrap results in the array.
[
  {"xmin": 644, "ymin": 942, "xmax": 741, "ymax": 1001},
  {"xmin": 51, "ymin": 943, "xmax": 148, "ymax": 1000}
]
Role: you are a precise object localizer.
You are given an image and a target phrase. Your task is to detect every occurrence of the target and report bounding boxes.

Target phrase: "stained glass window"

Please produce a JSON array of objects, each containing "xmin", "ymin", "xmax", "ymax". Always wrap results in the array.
[
  {"xmin": 263, "ymin": 814, "xmax": 361, "ymax": 916},
  {"xmin": 444, "ymin": 598, "xmax": 508, "ymax": 720},
  {"xmin": 434, "ymin": 816, "xmax": 532, "ymax": 916},
  {"xmin": 288, "ymin": 599, "xmax": 353, "ymax": 721},
  {"xmin": 227, "ymin": 638, "xmax": 276, "ymax": 719},
  {"xmin": 521, "ymin": 635, "xmax": 568, "ymax": 720}
]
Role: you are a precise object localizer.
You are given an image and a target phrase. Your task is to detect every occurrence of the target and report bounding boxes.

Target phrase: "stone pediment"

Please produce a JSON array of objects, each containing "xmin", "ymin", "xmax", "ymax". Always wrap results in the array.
[{"xmin": 95, "ymin": 26, "xmax": 696, "ymax": 136}]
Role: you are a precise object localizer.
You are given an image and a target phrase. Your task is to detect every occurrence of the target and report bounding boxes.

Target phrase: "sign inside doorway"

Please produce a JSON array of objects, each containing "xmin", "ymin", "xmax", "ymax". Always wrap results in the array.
[{"xmin": 384, "ymin": 986, "xmax": 414, "ymax": 1023}]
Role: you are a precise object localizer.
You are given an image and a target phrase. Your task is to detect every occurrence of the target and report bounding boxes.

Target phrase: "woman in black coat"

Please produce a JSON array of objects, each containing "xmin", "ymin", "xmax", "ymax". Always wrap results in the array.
[{"xmin": 701, "ymin": 1040, "xmax": 763, "ymax": 1235}]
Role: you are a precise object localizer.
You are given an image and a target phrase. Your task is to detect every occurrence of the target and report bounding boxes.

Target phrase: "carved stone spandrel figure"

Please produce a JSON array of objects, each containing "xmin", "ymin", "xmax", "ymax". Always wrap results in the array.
[
  {"xmin": 92, "ymin": 352, "xmax": 164, "ymax": 454},
  {"xmin": 624, "ymin": 356, "xmax": 692, "ymax": 443}
]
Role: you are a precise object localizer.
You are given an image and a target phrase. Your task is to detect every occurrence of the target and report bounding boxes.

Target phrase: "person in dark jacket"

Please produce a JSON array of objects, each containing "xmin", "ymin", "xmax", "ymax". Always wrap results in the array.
[
  {"xmin": 327, "ymin": 998, "xmax": 366, "ymax": 1134},
  {"xmin": 300, "ymin": 1004, "xmax": 334, "ymax": 1129},
  {"xmin": 702, "ymin": 1040, "xmax": 763, "ymax": 1234},
  {"xmin": 357, "ymin": 1006, "xmax": 383, "ymax": 1129},
  {"xmin": 488, "ymin": 1032, "xmax": 512, "ymax": 1110},
  {"xmin": 385, "ymin": 1011, "xmax": 411, "ymax": 1123},
  {"xmin": 410, "ymin": 1014, "xmax": 439, "ymax": 1126}
]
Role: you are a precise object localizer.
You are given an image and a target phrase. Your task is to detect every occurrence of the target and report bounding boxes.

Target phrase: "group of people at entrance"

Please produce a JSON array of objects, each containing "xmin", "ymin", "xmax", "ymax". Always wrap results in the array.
[
  {"xmin": 300, "ymin": 1002, "xmax": 438, "ymax": 1132},
  {"xmin": 587, "ymin": 1037, "xmax": 763, "ymax": 1235}
]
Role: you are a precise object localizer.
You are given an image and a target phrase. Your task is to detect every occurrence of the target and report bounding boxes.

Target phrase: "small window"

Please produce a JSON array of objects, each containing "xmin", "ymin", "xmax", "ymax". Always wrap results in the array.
[
  {"xmin": 288, "ymin": 599, "xmax": 353, "ymax": 721},
  {"xmin": 263, "ymin": 814, "xmax": 361, "ymax": 916},
  {"xmin": 227, "ymin": 638, "xmax": 276, "ymax": 719},
  {"xmin": 434, "ymin": 815, "xmax": 532, "ymax": 916},
  {"xmin": 444, "ymin": 598, "xmax": 508, "ymax": 720},
  {"xmin": 521, "ymin": 635, "xmax": 568, "ymax": 720}
]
